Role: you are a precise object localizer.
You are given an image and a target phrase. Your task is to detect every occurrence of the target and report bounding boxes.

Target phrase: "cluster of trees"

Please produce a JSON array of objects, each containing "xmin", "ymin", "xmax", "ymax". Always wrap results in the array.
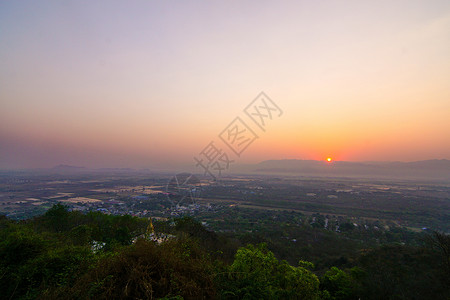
[
  {"xmin": 217, "ymin": 243, "xmax": 323, "ymax": 299},
  {"xmin": 0, "ymin": 204, "xmax": 448, "ymax": 299},
  {"xmin": 205, "ymin": 207, "xmax": 427, "ymax": 271}
]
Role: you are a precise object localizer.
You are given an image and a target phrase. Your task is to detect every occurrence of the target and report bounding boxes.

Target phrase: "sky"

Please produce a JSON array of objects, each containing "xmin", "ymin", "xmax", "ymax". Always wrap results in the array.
[{"xmin": 1, "ymin": 1, "xmax": 449, "ymax": 170}]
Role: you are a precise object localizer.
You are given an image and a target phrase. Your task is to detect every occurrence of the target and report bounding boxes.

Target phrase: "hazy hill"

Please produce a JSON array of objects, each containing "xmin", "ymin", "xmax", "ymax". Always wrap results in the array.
[
  {"xmin": 52, "ymin": 164, "xmax": 86, "ymax": 171},
  {"xmin": 233, "ymin": 159, "xmax": 450, "ymax": 181}
]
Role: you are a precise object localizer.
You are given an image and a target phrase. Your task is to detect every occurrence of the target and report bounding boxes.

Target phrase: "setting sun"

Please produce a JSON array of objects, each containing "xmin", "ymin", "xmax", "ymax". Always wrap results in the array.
[{"xmin": 327, "ymin": 158, "xmax": 332, "ymax": 162}]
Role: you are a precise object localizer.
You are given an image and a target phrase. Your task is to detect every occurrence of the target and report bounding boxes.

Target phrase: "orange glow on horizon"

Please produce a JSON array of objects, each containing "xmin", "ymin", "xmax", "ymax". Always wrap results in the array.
[{"xmin": 327, "ymin": 157, "xmax": 332, "ymax": 162}]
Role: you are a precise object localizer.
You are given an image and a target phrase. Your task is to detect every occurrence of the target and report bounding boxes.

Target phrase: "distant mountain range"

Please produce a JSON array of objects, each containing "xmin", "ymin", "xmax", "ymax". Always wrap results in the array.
[
  {"xmin": 233, "ymin": 159, "xmax": 450, "ymax": 181},
  {"xmin": 48, "ymin": 159, "xmax": 450, "ymax": 181},
  {"xmin": 52, "ymin": 164, "xmax": 86, "ymax": 171}
]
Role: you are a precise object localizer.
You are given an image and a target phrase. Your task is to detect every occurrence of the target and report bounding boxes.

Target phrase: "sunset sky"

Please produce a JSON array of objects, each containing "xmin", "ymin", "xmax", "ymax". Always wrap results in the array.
[{"xmin": 1, "ymin": 1, "xmax": 449, "ymax": 169}]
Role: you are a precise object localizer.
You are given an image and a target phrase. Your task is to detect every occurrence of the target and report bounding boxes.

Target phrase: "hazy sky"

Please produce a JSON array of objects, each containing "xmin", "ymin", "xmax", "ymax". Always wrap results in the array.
[{"xmin": 1, "ymin": 1, "xmax": 449, "ymax": 169}]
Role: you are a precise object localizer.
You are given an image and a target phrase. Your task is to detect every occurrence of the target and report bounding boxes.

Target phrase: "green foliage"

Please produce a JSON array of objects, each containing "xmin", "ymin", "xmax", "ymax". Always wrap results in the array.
[
  {"xmin": 57, "ymin": 239, "xmax": 216, "ymax": 299},
  {"xmin": 174, "ymin": 216, "xmax": 217, "ymax": 242},
  {"xmin": 32, "ymin": 204, "xmax": 147, "ymax": 250},
  {"xmin": 355, "ymin": 244, "xmax": 448, "ymax": 299},
  {"xmin": 68, "ymin": 224, "xmax": 93, "ymax": 245},
  {"xmin": 0, "ymin": 227, "xmax": 47, "ymax": 266},
  {"xmin": 0, "ymin": 206, "xmax": 448, "ymax": 299},
  {"xmin": 425, "ymin": 231, "xmax": 450, "ymax": 284},
  {"xmin": 0, "ymin": 227, "xmax": 48, "ymax": 299},
  {"xmin": 278, "ymin": 261, "xmax": 321, "ymax": 299},
  {"xmin": 41, "ymin": 203, "xmax": 71, "ymax": 232},
  {"xmin": 0, "ymin": 221, "xmax": 95, "ymax": 300},
  {"xmin": 173, "ymin": 216, "xmax": 236, "ymax": 261},
  {"xmin": 219, "ymin": 243, "xmax": 321, "ymax": 299},
  {"xmin": 320, "ymin": 267, "xmax": 358, "ymax": 300}
]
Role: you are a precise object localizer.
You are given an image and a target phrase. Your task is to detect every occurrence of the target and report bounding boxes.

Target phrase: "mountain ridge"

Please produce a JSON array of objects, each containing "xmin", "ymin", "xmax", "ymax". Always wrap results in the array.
[{"xmin": 232, "ymin": 159, "xmax": 450, "ymax": 181}]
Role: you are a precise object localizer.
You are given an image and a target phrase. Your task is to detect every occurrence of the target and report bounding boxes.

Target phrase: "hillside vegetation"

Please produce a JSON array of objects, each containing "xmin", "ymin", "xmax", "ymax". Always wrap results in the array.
[{"xmin": 0, "ymin": 204, "xmax": 448, "ymax": 299}]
